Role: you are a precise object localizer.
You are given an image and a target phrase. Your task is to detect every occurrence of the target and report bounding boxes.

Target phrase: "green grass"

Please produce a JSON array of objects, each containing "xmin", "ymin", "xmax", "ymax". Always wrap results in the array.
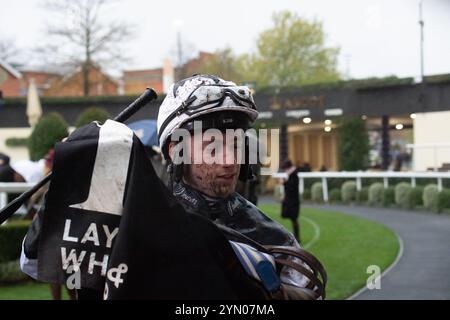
[
  {"xmin": 0, "ymin": 282, "xmax": 71, "ymax": 300},
  {"xmin": 259, "ymin": 204, "xmax": 400, "ymax": 300},
  {"xmin": 0, "ymin": 206, "xmax": 399, "ymax": 300}
]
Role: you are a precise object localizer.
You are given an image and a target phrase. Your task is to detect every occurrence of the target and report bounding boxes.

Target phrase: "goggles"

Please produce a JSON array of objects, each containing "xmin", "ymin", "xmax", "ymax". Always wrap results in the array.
[{"xmin": 158, "ymin": 84, "xmax": 257, "ymax": 142}]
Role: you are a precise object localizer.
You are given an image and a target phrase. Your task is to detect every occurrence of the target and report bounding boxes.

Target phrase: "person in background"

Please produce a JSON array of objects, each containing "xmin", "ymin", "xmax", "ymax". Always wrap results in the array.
[
  {"xmin": 25, "ymin": 149, "xmax": 54, "ymax": 220},
  {"xmin": 0, "ymin": 160, "xmax": 26, "ymax": 203},
  {"xmin": 10, "ymin": 158, "xmax": 45, "ymax": 184},
  {"xmin": 0, "ymin": 153, "xmax": 10, "ymax": 167},
  {"xmin": 280, "ymin": 159, "xmax": 301, "ymax": 243},
  {"xmin": 247, "ymin": 164, "xmax": 260, "ymax": 205},
  {"xmin": 235, "ymin": 164, "xmax": 260, "ymax": 205},
  {"xmin": 302, "ymin": 162, "xmax": 311, "ymax": 172}
]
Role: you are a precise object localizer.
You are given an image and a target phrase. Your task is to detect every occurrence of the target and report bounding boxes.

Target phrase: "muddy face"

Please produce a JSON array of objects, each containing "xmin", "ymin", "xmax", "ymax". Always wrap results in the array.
[
  {"xmin": 184, "ymin": 161, "xmax": 240, "ymax": 198},
  {"xmin": 169, "ymin": 131, "xmax": 241, "ymax": 198}
]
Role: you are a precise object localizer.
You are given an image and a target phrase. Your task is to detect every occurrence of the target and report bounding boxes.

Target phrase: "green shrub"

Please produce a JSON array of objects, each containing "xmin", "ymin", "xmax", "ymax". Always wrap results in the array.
[
  {"xmin": 383, "ymin": 187, "xmax": 395, "ymax": 207},
  {"xmin": 327, "ymin": 178, "xmax": 344, "ymax": 191},
  {"xmin": 0, "ymin": 260, "xmax": 28, "ymax": 283},
  {"xmin": 368, "ymin": 183, "xmax": 384, "ymax": 206},
  {"xmin": 329, "ymin": 188, "xmax": 341, "ymax": 203},
  {"xmin": 337, "ymin": 117, "xmax": 370, "ymax": 170},
  {"xmin": 75, "ymin": 107, "xmax": 111, "ymax": 128},
  {"xmin": 28, "ymin": 112, "xmax": 68, "ymax": 161},
  {"xmin": 437, "ymin": 189, "xmax": 450, "ymax": 213},
  {"xmin": 302, "ymin": 188, "xmax": 311, "ymax": 201},
  {"xmin": 0, "ymin": 220, "xmax": 31, "ymax": 263},
  {"xmin": 356, "ymin": 186, "xmax": 369, "ymax": 204},
  {"xmin": 5, "ymin": 137, "xmax": 29, "ymax": 147},
  {"xmin": 341, "ymin": 180, "xmax": 357, "ymax": 204},
  {"xmin": 311, "ymin": 182, "xmax": 323, "ymax": 202},
  {"xmin": 423, "ymin": 184, "xmax": 439, "ymax": 212},
  {"xmin": 407, "ymin": 186, "xmax": 424, "ymax": 209},
  {"xmin": 395, "ymin": 182, "xmax": 412, "ymax": 209},
  {"xmin": 273, "ymin": 184, "xmax": 284, "ymax": 202},
  {"xmin": 304, "ymin": 178, "xmax": 321, "ymax": 189}
]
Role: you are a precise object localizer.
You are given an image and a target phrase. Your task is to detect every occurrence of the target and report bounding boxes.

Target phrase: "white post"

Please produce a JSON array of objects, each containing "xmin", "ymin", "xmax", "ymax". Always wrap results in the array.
[
  {"xmin": 0, "ymin": 192, "xmax": 7, "ymax": 225},
  {"xmin": 0, "ymin": 192, "xmax": 7, "ymax": 209},
  {"xmin": 383, "ymin": 177, "xmax": 389, "ymax": 188},
  {"xmin": 437, "ymin": 177, "xmax": 443, "ymax": 192},
  {"xmin": 322, "ymin": 177, "xmax": 329, "ymax": 202},
  {"xmin": 411, "ymin": 177, "xmax": 416, "ymax": 188},
  {"xmin": 299, "ymin": 177, "xmax": 304, "ymax": 195},
  {"xmin": 356, "ymin": 177, "xmax": 362, "ymax": 191}
]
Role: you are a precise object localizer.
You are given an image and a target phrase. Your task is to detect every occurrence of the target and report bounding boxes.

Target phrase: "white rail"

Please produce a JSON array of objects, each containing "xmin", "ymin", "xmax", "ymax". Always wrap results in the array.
[
  {"xmin": 0, "ymin": 182, "xmax": 35, "ymax": 209},
  {"xmin": 272, "ymin": 171, "xmax": 450, "ymax": 202}
]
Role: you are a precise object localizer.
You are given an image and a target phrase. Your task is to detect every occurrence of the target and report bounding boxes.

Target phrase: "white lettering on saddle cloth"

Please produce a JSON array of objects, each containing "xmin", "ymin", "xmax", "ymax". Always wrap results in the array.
[
  {"xmin": 63, "ymin": 219, "xmax": 118, "ymax": 248},
  {"xmin": 70, "ymin": 120, "xmax": 134, "ymax": 215},
  {"xmin": 61, "ymin": 219, "xmax": 119, "ymax": 277}
]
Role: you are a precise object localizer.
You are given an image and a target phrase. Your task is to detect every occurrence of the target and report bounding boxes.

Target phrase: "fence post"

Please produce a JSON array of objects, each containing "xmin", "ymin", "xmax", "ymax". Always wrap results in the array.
[
  {"xmin": 383, "ymin": 177, "xmax": 389, "ymax": 188},
  {"xmin": 437, "ymin": 177, "xmax": 443, "ymax": 192},
  {"xmin": 299, "ymin": 177, "xmax": 304, "ymax": 195},
  {"xmin": 411, "ymin": 177, "xmax": 416, "ymax": 187},
  {"xmin": 0, "ymin": 192, "xmax": 6, "ymax": 209},
  {"xmin": 356, "ymin": 177, "xmax": 362, "ymax": 191},
  {"xmin": 322, "ymin": 177, "xmax": 328, "ymax": 202},
  {"xmin": 0, "ymin": 192, "xmax": 7, "ymax": 225}
]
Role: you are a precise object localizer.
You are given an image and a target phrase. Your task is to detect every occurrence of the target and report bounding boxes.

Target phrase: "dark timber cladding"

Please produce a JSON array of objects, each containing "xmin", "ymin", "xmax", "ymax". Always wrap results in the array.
[
  {"xmin": 253, "ymin": 80, "xmax": 450, "ymax": 124},
  {"xmin": 1, "ymin": 78, "xmax": 450, "ymax": 128}
]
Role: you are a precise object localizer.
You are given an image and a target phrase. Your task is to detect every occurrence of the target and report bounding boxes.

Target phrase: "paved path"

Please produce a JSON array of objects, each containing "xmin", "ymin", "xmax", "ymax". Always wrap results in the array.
[{"xmin": 304, "ymin": 204, "xmax": 450, "ymax": 300}]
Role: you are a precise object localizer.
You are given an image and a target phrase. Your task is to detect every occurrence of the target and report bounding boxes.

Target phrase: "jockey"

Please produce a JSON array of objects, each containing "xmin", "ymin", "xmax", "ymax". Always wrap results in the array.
[
  {"xmin": 157, "ymin": 74, "xmax": 310, "ymax": 289},
  {"xmin": 18, "ymin": 74, "xmax": 326, "ymax": 299}
]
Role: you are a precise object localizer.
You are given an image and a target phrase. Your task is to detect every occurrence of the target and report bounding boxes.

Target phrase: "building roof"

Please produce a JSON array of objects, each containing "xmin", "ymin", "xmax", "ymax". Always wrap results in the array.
[
  {"xmin": 21, "ymin": 70, "xmax": 61, "ymax": 90},
  {"xmin": 123, "ymin": 68, "xmax": 163, "ymax": 75},
  {"xmin": 57, "ymin": 63, "xmax": 120, "ymax": 86},
  {"xmin": 0, "ymin": 58, "xmax": 22, "ymax": 79},
  {"xmin": 123, "ymin": 68, "xmax": 163, "ymax": 82}
]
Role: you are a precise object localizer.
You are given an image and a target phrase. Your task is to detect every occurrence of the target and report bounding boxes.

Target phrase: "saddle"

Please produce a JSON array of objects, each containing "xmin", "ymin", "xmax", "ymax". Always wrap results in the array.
[{"xmin": 215, "ymin": 223, "xmax": 327, "ymax": 300}]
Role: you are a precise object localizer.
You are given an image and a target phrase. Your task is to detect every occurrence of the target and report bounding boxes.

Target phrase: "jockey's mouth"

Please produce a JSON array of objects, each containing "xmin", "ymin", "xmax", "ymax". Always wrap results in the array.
[{"xmin": 217, "ymin": 173, "xmax": 237, "ymax": 181}]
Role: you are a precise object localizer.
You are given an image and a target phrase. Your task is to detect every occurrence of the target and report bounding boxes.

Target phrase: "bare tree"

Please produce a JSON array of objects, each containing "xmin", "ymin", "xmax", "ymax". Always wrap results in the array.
[
  {"xmin": 168, "ymin": 20, "xmax": 198, "ymax": 81},
  {"xmin": 170, "ymin": 35, "xmax": 197, "ymax": 81},
  {"xmin": 38, "ymin": 0, "xmax": 134, "ymax": 96},
  {"xmin": 0, "ymin": 37, "xmax": 24, "ymax": 68}
]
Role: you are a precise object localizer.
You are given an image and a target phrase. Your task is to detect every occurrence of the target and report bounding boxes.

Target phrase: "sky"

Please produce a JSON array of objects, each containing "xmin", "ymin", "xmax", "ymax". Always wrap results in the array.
[{"xmin": 1, "ymin": 0, "xmax": 449, "ymax": 80}]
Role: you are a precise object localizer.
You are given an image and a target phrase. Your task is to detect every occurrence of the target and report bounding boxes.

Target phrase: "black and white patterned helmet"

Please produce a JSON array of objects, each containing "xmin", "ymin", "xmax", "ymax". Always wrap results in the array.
[{"xmin": 157, "ymin": 74, "xmax": 259, "ymax": 158}]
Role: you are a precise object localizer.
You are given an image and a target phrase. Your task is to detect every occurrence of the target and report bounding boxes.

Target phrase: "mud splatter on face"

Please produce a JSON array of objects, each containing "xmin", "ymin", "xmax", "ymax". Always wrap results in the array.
[
  {"xmin": 169, "ymin": 132, "xmax": 241, "ymax": 198},
  {"xmin": 185, "ymin": 163, "xmax": 240, "ymax": 198}
]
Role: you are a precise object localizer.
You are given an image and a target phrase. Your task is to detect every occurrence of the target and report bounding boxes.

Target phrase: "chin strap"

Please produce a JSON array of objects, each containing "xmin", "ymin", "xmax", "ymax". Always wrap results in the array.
[{"xmin": 167, "ymin": 162, "xmax": 184, "ymax": 193}]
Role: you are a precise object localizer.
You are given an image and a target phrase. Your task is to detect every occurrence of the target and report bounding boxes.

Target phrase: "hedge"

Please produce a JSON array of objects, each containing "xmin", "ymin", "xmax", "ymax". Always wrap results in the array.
[
  {"xmin": 75, "ymin": 107, "xmax": 111, "ymax": 128},
  {"xmin": 437, "ymin": 189, "xmax": 450, "ymax": 213},
  {"xmin": 0, "ymin": 220, "xmax": 31, "ymax": 263},
  {"xmin": 0, "ymin": 260, "xmax": 28, "ymax": 283},
  {"xmin": 368, "ymin": 183, "xmax": 384, "ymax": 206},
  {"xmin": 407, "ymin": 186, "xmax": 424, "ymax": 209},
  {"xmin": 329, "ymin": 188, "xmax": 341, "ymax": 203},
  {"xmin": 341, "ymin": 181, "xmax": 357, "ymax": 204},
  {"xmin": 337, "ymin": 117, "xmax": 370, "ymax": 171},
  {"xmin": 311, "ymin": 182, "xmax": 323, "ymax": 202},
  {"xmin": 302, "ymin": 188, "xmax": 311, "ymax": 201},
  {"xmin": 383, "ymin": 186, "xmax": 395, "ymax": 207},
  {"xmin": 273, "ymin": 184, "xmax": 284, "ymax": 202},
  {"xmin": 5, "ymin": 137, "xmax": 29, "ymax": 147},
  {"xmin": 28, "ymin": 112, "xmax": 68, "ymax": 161},
  {"xmin": 395, "ymin": 182, "xmax": 412, "ymax": 209},
  {"xmin": 423, "ymin": 184, "xmax": 439, "ymax": 212},
  {"xmin": 356, "ymin": 186, "xmax": 369, "ymax": 204}
]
